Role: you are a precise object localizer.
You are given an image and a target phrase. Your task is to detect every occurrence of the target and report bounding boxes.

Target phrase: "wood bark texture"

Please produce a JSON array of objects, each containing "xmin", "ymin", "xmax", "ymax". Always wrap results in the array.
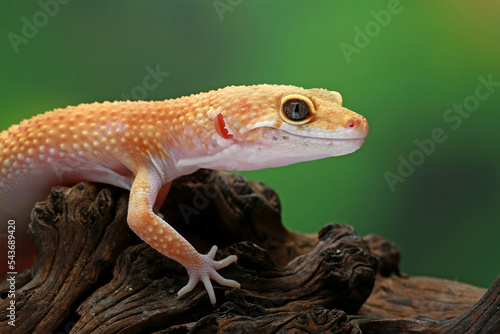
[{"xmin": 0, "ymin": 169, "xmax": 498, "ymax": 333}]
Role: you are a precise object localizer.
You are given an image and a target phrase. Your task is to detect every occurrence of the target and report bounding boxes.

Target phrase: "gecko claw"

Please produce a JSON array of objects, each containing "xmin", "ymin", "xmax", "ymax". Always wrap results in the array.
[{"xmin": 177, "ymin": 245, "xmax": 240, "ymax": 305}]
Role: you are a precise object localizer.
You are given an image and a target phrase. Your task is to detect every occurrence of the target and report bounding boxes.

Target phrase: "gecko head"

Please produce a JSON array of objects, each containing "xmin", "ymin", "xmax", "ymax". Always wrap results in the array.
[{"xmin": 202, "ymin": 84, "xmax": 368, "ymax": 170}]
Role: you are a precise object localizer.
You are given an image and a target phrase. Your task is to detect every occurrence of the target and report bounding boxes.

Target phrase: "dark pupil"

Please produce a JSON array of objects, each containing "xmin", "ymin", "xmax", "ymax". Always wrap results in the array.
[{"xmin": 283, "ymin": 99, "xmax": 310, "ymax": 121}]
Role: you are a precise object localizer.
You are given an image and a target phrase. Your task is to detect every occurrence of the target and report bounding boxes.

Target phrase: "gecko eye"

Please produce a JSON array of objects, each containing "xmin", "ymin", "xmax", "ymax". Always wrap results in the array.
[
  {"xmin": 283, "ymin": 100, "xmax": 309, "ymax": 121},
  {"xmin": 279, "ymin": 94, "xmax": 315, "ymax": 125}
]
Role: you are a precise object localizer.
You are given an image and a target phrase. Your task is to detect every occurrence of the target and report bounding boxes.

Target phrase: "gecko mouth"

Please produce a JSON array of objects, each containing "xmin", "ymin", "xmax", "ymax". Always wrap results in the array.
[
  {"xmin": 277, "ymin": 128, "xmax": 367, "ymax": 143},
  {"xmin": 254, "ymin": 127, "xmax": 367, "ymax": 160},
  {"xmin": 275, "ymin": 120, "xmax": 368, "ymax": 141}
]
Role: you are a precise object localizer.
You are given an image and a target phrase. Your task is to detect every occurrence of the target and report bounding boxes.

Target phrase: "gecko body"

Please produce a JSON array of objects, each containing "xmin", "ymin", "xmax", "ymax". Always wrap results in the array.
[{"xmin": 0, "ymin": 84, "xmax": 368, "ymax": 304}]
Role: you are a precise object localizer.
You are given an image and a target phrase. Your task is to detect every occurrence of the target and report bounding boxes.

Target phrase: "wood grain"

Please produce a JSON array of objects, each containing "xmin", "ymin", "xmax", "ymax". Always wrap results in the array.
[{"xmin": 0, "ymin": 170, "xmax": 497, "ymax": 333}]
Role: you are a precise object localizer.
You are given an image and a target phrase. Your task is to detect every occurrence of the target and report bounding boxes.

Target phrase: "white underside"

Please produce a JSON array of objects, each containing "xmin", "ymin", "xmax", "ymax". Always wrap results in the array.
[{"xmin": 176, "ymin": 128, "xmax": 366, "ymax": 172}]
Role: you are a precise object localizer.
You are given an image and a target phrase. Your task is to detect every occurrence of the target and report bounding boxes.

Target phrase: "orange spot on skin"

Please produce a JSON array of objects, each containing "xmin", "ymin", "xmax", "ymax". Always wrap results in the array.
[{"xmin": 215, "ymin": 114, "xmax": 233, "ymax": 140}]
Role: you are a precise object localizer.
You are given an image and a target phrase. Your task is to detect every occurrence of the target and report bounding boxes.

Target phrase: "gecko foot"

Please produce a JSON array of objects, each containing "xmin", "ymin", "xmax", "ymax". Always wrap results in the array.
[{"xmin": 177, "ymin": 245, "xmax": 240, "ymax": 305}]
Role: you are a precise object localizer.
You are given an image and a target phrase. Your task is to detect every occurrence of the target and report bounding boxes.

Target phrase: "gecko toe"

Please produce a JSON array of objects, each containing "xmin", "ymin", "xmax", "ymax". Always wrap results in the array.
[
  {"xmin": 177, "ymin": 275, "xmax": 198, "ymax": 297},
  {"xmin": 210, "ymin": 270, "xmax": 240, "ymax": 289},
  {"xmin": 207, "ymin": 245, "xmax": 218, "ymax": 259},
  {"xmin": 214, "ymin": 254, "xmax": 238, "ymax": 269}
]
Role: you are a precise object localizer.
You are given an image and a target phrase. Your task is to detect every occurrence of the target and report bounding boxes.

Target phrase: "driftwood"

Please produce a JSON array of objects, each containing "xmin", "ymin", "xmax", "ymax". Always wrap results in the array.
[{"xmin": 0, "ymin": 169, "xmax": 498, "ymax": 333}]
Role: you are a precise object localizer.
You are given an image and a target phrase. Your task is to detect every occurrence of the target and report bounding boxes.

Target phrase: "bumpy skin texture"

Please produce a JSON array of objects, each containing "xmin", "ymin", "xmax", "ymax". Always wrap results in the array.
[{"xmin": 0, "ymin": 84, "xmax": 368, "ymax": 304}]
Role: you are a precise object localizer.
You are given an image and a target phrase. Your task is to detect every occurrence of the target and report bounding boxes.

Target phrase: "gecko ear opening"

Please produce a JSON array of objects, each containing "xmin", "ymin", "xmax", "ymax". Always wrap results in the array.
[
  {"xmin": 279, "ymin": 94, "xmax": 315, "ymax": 125},
  {"xmin": 215, "ymin": 113, "xmax": 234, "ymax": 139}
]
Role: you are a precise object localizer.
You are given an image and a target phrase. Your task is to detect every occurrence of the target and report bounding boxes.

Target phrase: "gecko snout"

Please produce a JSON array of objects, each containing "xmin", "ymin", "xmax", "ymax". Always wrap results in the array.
[{"xmin": 346, "ymin": 115, "xmax": 369, "ymax": 137}]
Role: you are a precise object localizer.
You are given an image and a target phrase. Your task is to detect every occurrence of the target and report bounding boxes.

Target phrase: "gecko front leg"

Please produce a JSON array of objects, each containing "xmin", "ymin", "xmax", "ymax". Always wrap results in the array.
[{"xmin": 127, "ymin": 167, "xmax": 240, "ymax": 305}]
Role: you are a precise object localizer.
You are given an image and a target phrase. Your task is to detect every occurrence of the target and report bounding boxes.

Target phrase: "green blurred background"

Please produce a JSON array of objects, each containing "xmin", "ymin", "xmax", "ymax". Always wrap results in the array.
[{"xmin": 1, "ymin": 1, "xmax": 499, "ymax": 288}]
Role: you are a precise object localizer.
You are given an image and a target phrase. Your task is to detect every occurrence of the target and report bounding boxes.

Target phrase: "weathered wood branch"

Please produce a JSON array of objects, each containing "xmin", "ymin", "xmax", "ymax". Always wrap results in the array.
[
  {"xmin": 355, "ymin": 275, "xmax": 499, "ymax": 333},
  {"xmin": 0, "ymin": 169, "xmax": 498, "ymax": 333}
]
